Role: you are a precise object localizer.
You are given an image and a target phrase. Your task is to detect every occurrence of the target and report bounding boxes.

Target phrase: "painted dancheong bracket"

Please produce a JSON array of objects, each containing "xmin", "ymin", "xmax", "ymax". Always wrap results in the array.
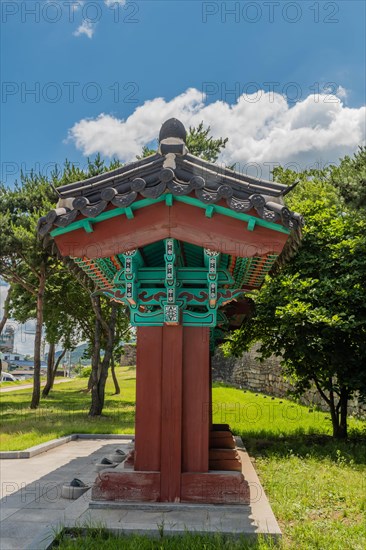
[{"xmin": 98, "ymin": 239, "xmax": 244, "ymax": 327}]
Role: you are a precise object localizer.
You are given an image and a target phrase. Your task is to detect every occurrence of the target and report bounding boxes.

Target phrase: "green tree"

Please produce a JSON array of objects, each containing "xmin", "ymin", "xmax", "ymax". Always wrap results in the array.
[
  {"xmin": 224, "ymin": 165, "xmax": 366, "ymax": 438},
  {"xmin": 41, "ymin": 267, "xmax": 89, "ymax": 396},
  {"xmin": 0, "ymin": 156, "xmax": 124, "ymax": 408},
  {"xmin": 186, "ymin": 122, "xmax": 228, "ymax": 162},
  {"xmin": 0, "ymin": 175, "xmax": 55, "ymax": 407},
  {"xmin": 87, "ymin": 294, "xmax": 130, "ymax": 416},
  {"xmin": 8, "ymin": 262, "xmax": 91, "ymax": 395},
  {"xmin": 329, "ymin": 145, "xmax": 366, "ymax": 210}
]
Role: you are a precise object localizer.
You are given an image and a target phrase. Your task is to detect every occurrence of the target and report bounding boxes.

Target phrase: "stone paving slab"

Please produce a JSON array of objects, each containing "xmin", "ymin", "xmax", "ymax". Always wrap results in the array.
[{"xmin": 0, "ymin": 439, "xmax": 133, "ymax": 550}]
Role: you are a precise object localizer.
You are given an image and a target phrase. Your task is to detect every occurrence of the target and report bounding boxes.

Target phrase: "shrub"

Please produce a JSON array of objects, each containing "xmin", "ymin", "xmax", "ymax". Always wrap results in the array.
[{"xmin": 78, "ymin": 366, "xmax": 92, "ymax": 378}]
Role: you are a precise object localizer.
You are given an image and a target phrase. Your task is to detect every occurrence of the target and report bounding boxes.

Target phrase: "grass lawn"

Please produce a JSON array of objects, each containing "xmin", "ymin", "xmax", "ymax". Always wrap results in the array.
[
  {"xmin": 53, "ymin": 530, "xmax": 277, "ymax": 549},
  {"xmin": 1, "ymin": 367, "xmax": 365, "ymax": 549},
  {"xmin": 0, "ymin": 366, "xmax": 136, "ymax": 451}
]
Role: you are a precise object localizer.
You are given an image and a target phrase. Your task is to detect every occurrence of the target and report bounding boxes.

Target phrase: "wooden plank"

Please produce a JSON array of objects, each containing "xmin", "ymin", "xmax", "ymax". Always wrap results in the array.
[
  {"xmin": 160, "ymin": 325, "xmax": 183, "ymax": 502},
  {"xmin": 182, "ymin": 326, "xmax": 210, "ymax": 473},
  {"xmin": 134, "ymin": 327, "xmax": 162, "ymax": 472}
]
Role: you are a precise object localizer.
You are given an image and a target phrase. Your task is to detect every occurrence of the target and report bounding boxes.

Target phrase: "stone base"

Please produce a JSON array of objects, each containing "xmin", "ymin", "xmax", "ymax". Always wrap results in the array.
[
  {"xmin": 93, "ymin": 471, "xmax": 161, "ymax": 502},
  {"xmin": 181, "ymin": 471, "xmax": 249, "ymax": 503},
  {"xmin": 92, "ymin": 469, "xmax": 249, "ymax": 504},
  {"xmin": 87, "ymin": 449, "xmax": 281, "ymax": 539},
  {"xmin": 92, "ymin": 431, "xmax": 248, "ymax": 505}
]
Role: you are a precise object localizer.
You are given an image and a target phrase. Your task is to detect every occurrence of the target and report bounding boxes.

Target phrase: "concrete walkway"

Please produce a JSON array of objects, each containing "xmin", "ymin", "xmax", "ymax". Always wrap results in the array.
[
  {"xmin": 0, "ymin": 439, "xmax": 133, "ymax": 549},
  {"xmin": 0, "ymin": 439, "xmax": 281, "ymax": 549},
  {"xmin": 0, "ymin": 378, "xmax": 74, "ymax": 393}
]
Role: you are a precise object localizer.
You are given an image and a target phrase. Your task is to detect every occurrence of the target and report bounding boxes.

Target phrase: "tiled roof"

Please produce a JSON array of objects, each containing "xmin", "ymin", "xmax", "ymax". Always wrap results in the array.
[{"xmin": 38, "ymin": 118, "xmax": 304, "ymax": 237}]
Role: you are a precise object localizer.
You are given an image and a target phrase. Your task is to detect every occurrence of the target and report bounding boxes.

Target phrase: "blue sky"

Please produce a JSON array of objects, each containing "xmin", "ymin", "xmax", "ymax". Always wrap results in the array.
[
  {"xmin": 1, "ymin": 0, "xmax": 365, "ymax": 354},
  {"xmin": 1, "ymin": 0, "xmax": 365, "ymax": 187}
]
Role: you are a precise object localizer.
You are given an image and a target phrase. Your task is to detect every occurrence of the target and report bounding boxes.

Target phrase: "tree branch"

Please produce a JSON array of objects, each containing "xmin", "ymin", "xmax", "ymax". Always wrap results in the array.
[
  {"xmin": 54, "ymin": 348, "xmax": 67, "ymax": 373},
  {"xmin": 313, "ymin": 376, "xmax": 331, "ymax": 406},
  {"xmin": 7, "ymin": 271, "xmax": 37, "ymax": 295},
  {"xmin": 18, "ymin": 253, "xmax": 42, "ymax": 281},
  {"xmin": 90, "ymin": 295, "xmax": 110, "ymax": 334}
]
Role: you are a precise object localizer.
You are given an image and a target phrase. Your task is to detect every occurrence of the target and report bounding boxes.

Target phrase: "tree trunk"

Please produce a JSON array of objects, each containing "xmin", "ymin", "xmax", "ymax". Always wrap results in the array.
[
  {"xmin": 0, "ymin": 286, "xmax": 12, "ymax": 376},
  {"xmin": 89, "ymin": 296, "xmax": 103, "ymax": 416},
  {"xmin": 43, "ymin": 342, "xmax": 55, "ymax": 396},
  {"xmin": 42, "ymin": 347, "xmax": 67, "ymax": 397},
  {"xmin": 30, "ymin": 265, "xmax": 46, "ymax": 409},
  {"xmin": 0, "ymin": 285, "xmax": 12, "ymax": 334},
  {"xmin": 111, "ymin": 356, "xmax": 120, "ymax": 395},
  {"xmin": 328, "ymin": 384, "xmax": 340, "ymax": 438},
  {"xmin": 329, "ymin": 386, "xmax": 349, "ymax": 439},
  {"xmin": 89, "ymin": 300, "xmax": 118, "ymax": 416},
  {"xmin": 87, "ymin": 372, "xmax": 93, "ymax": 391},
  {"xmin": 337, "ymin": 387, "xmax": 349, "ymax": 439},
  {"xmin": 313, "ymin": 376, "xmax": 348, "ymax": 439}
]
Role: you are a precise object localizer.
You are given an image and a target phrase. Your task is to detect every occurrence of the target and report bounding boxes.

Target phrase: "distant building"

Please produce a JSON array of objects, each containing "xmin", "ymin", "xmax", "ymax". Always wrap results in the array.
[
  {"xmin": 2, "ymin": 351, "xmax": 25, "ymax": 362},
  {"xmin": 0, "ymin": 326, "xmax": 15, "ymax": 352},
  {"xmin": 4, "ymin": 352, "xmax": 47, "ymax": 371}
]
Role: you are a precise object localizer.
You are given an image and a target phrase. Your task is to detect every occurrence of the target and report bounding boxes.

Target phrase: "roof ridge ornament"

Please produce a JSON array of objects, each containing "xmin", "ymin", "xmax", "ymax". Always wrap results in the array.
[
  {"xmin": 158, "ymin": 118, "xmax": 189, "ymax": 157},
  {"xmin": 159, "ymin": 118, "xmax": 187, "ymax": 143}
]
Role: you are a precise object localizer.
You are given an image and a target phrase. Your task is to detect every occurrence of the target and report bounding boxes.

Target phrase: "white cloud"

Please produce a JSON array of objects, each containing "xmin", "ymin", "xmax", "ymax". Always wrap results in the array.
[
  {"xmin": 71, "ymin": 1, "xmax": 83, "ymax": 13},
  {"xmin": 73, "ymin": 20, "xmax": 96, "ymax": 39},
  {"xmin": 104, "ymin": 0, "xmax": 127, "ymax": 6},
  {"xmin": 335, "ymin": 86, "xmax": 348, "ymax": 100},
  {"xmin": 67, "ymin": 88, "xmax": 366, "ymax": 175}
]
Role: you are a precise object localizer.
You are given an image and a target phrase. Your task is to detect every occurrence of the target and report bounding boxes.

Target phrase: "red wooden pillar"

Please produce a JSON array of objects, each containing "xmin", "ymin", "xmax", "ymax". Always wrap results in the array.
[
  {"xmin": 182, "ymin": 327, "xmax": 210, "ymax": 473},
  {"xmin": 93, "ymin": 324, "xmax": 249, "ymax": 504},
  {"xmin": 160, "ymin": 325, "xmax": 183, "ymax": 501},
  {"xmin": 134, "ymin": 327, "xmax": 163, "ymax": 472},
  {"xmin": 135, "ymin": 326, "xmax": 211, "ymax": 493},
  {"xmin": 209, "ymin": 352, "xmax": 213, "ymax": 431}
]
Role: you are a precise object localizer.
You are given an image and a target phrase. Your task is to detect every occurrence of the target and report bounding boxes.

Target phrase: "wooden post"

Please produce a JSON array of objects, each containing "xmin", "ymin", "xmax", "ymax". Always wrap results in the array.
[
  {"xmin": 134, "ymin": 327, "xmax": 163, "ymax": 472},
  {"xmin": 160, "ymin": 325, "xmax": 183, "ymax": 502},
  {"xmin": 182, "ymin": 327, "xmax": 210, "ymax": 473}
]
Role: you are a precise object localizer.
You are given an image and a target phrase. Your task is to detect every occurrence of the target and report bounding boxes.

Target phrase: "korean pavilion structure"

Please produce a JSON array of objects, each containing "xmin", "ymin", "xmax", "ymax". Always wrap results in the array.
[{"xmin": 39, "ymin": 119, "xmax": 303, "ymax": 504}]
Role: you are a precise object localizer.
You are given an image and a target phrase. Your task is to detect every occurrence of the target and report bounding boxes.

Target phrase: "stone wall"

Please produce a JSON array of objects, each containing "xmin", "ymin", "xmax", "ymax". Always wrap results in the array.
[
  {"xmin": 117, "ymin": 339, "xmax": 365, "ymax": 418},
  {"xmin": 212, "ymin": 345, "xmax": 366, "ymax": 419},
  {"xmin": 120, "ymin": 344, "xmax": 136, "ymax": 367}
]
